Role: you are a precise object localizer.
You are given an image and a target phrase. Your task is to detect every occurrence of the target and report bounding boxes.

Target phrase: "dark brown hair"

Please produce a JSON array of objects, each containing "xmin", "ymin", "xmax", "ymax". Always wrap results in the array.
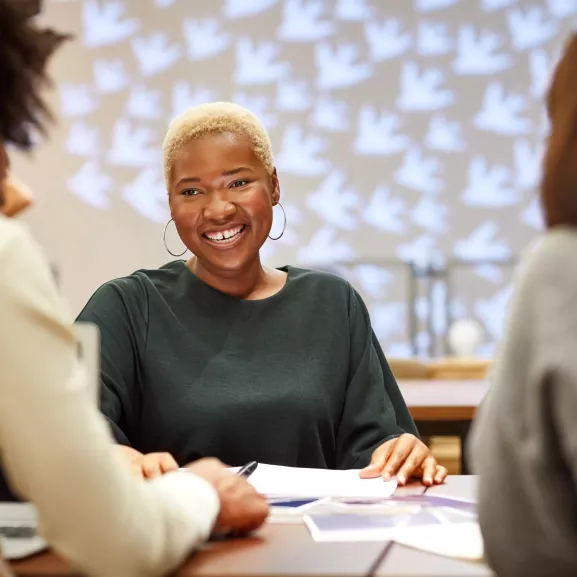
[
  {"xmin": 0, "ymin": 0, "xmax": 71, "ymax": 149},
  {"xmin": 541, "ymin": 34, "xmax": 577, "ymax": 228}
]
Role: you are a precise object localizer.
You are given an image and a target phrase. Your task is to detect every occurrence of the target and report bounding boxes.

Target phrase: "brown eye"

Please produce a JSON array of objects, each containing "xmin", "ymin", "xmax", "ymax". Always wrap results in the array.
[
  {"xmin": 230, "ymin": 180, "xmax": 249, "ymax": 188},
  {"xmin": 181, "ymin": 188, "xmax": 200, "ymax": 196}
]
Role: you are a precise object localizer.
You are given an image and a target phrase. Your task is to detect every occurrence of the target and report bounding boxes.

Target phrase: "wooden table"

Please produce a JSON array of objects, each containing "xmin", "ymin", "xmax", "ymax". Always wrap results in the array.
[
  {"xmin": 398, "ymin": 380, "xmax": 488, "ymax": 474},
  {"xmin": 398, "ymin": 380, "xmax": 487, "ymax": 422},
  {"xmin": 11, "ymin": 478, "xmax": 491, "ymax": 577}
]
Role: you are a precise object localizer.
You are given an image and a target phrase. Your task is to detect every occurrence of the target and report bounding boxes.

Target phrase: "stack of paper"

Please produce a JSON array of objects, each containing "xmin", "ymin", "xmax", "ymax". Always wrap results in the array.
[{"xmin": 244, "ymin": 464, "xmax": 397, "ymax": 499}]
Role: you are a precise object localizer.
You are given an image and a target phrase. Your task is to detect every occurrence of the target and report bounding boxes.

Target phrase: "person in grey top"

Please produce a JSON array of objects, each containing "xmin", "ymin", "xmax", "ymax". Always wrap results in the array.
[{"xmin": 470, "ymin": 33, "xmax": 577, "ymax": 577}]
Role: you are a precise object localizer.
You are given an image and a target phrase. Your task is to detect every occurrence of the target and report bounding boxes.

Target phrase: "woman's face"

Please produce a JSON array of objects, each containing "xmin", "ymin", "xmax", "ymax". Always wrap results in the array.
[{"xmin": 168, "ymin": 132, "xmax": 279, "ymax": 274}]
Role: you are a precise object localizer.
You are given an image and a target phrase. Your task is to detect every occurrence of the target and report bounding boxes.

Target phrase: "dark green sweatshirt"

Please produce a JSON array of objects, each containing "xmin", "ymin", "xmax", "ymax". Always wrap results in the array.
[{"xmin": 77, "ymin": 262, "xmax": 418, "ymax": 469}]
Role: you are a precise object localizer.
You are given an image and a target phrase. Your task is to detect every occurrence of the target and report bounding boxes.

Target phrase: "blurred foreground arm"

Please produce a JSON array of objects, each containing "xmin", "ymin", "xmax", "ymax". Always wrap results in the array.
[{"xmin": 0, "ymin": 219, "xmax": 220, "ymax": 577}]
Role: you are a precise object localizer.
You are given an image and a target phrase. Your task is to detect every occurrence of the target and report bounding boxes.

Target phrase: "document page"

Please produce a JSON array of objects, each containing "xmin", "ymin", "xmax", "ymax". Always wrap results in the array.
[
  {"xmin": 245, "ymin": 464, "xmax": 398, "ymax": 498},
  {"xmin": 0, "ymin": 503, "xmax": 46, "ymax": 560}
]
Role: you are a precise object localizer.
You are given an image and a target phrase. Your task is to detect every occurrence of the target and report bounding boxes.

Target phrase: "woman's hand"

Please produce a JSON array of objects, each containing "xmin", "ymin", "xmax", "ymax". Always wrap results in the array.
[
  {"xmin": 116, "ymin": 445, "xmax": 179, "ymax": 479},
  {"xmin": 185, "ymin": 458, "xmax": 269, "ymax": 536},
  {"xmin": 359, "ymin": 434, "xmax": 448, "ymax": 486}
]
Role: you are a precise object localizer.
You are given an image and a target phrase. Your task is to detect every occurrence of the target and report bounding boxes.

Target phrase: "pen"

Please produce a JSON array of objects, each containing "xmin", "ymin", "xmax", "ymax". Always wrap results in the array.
[{"xmin": 237, "ymin": 461, "xmax": 258, "ymax": 479}]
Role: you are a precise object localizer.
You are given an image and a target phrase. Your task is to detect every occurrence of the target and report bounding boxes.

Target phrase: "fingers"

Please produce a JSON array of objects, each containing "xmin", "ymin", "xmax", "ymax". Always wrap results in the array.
[
  {"xmin": 115, "ymin": 445, "xmax": 146, "ymax": 478},
  {"xmin": 359, "ymin": 439, "xmax": 395, "ymax": 479},
  {"xmin": 184, "ymin": 458, "xmax": 228, "ymax": 484},
  {"xmin": 185, "ymin": 458, "xmax": 268, "ymax": 534},
  {"xmin": 117, "ymin": 447, "xmax": 180, "ymax": 480},
  {"xmin": 395, "ymin": 443, "xmax": 430, "ymax": 485},
  {"xmin": 142, "ymin": 453, "xmax": 179, "ymax": 479},
  {"xmin": 433, "ymin": 464, "xmax": 448, "ymax": 485},
  {"xmin": 213, "ymin": 474, "xmax": 269, "ymax": 535},
  {"xmin": 380, "ymin": 434, "xmax": 417, "ymax": 481},
  {"xmin": 419, "ymin": 456, "xmax": 438, "ymax": 486},
  {"xmin": 131, "ymin": 462, "xmax": 145, "ymax": 479},
  {"xmin": 117, "ymin": 445, "xmax": 144, "ymax": 460},
  {"xmin": 233, "ymin": 490, "xmax": 269, "ymax": 534},
  {"xmin": 158, "ymin": 452, "xmax": 179, "ymax": 474},
  {"xmin": 363, "ymin": 435, "xmax": 447, "ymax": 486},
  {"xmin": 142, "ymin": 456, "xmax": 163, "ymax": 479}
]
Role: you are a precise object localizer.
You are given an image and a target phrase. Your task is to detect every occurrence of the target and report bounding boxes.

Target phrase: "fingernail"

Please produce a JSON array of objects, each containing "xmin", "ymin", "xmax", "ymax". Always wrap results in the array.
[
  {"xmin": 382, "ymin": 472, "xmax": 391, "ymax": 481},
  {"xmin": 397, "ymin": 474, "xmax": 405, "ymax": 485}
]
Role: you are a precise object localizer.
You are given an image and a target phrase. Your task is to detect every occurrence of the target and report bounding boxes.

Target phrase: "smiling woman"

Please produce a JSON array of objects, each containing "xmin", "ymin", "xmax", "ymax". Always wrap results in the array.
[
  {"xmin": 163, "ymin": 104, "xmax": 283, "ymax": 299},
  {"xmin": 78, "ymin": 102, "xmax": 448, "ymax": 486}
]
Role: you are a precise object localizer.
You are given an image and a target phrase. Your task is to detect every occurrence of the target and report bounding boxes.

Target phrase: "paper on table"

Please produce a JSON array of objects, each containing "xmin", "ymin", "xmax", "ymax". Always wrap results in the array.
[
  {"xmin": 0, "ymin": 503, "xmax": 46, "ymax": 560},
  {"xmin": 303, "ymin": 503, "xmax": 484, "ymax": 562},
  {"xmin": 394, "ymin": 522, "xmax": 484, "ymax": 561},
  {"xmin": 245, "ymin": 463, "xmax": 397, "ymax": 498}
]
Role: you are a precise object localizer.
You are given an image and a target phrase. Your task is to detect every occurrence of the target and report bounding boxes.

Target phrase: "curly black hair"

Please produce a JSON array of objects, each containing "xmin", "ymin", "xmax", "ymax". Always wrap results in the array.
[{"xmin": 0, "ymin": 0, "xmax": 71, "ymax": 150}]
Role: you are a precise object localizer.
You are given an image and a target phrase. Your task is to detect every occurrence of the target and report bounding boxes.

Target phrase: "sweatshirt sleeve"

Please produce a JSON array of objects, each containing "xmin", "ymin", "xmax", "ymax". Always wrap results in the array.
[
  {"xmin": 0, "ymin": 223, "xmax": 219, "ymax": 577},
  {"xmin": 468, "ymin": 233, "xmax": 577, "ymax": 576},
  {"xmin": 335, "ymin": 286, "xmax": 419, "ymax": 469},
  {"xmin": 76, "ymin": 277, "xmax": 148, "ymax": 446}
]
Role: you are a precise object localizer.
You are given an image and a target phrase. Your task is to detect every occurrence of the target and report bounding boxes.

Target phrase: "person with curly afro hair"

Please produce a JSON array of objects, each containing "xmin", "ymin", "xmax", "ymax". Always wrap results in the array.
[{"xmin": 0, "ymin": 2, "xmax": 268, "ymax": 576}]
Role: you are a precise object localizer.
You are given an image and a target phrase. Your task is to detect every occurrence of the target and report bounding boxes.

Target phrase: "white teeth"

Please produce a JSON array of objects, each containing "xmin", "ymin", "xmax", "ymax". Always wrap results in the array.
[{"xmin": 205, "ymin": 225, "xmax": 244, "ymax": 242}]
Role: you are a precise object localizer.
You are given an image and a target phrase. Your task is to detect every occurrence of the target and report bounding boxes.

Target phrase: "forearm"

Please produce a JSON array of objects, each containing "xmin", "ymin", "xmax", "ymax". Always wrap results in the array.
[
  {"xmin": 1, "ymin": 339, "xmax": 219, "ymax": 577},
  {"xmin": 0, "ymin": 229, "xmax": 219, "ymax": 577}
]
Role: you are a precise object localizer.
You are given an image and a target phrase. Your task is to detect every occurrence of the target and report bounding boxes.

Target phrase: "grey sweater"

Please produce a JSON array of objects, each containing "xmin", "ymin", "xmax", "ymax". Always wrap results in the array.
[{"xmin": 470, "ymin": 228, "xmax": 577, "ymax": 577}]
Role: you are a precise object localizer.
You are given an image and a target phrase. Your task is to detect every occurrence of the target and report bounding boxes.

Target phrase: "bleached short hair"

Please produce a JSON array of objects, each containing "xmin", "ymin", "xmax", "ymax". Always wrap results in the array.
[{"xmin": 163, "ymin": 102, "xmax": 275, "ymax": 185}]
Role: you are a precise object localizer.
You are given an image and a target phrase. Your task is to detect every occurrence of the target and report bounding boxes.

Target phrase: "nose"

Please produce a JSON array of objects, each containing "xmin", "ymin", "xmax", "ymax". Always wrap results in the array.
[{"xmin": 203, "ymin": 191, "xmax": 236, "ymax": 222}]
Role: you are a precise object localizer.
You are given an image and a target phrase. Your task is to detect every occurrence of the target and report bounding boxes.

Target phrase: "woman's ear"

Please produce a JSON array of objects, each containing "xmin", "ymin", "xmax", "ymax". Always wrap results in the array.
[{"xmin": 271, "ymin": 168, "xmax": 280, "ymax": 205}]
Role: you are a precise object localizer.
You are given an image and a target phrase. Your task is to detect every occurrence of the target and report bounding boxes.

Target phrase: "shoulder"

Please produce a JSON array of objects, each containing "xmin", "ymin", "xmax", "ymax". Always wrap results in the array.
[
  {"xmin": 519, "ymin": 229, "xmax": 577, "ymax": 294},
  {"xmin": 508, "ymin": 229, "xmax": 577, "ymax": 355},
  {"xmin": 287, "ymin": 266, "xmax": 354, "ymax": 296},
  {"xmin": 92, "ymin": 260, "xmax": 186, "ymax": 298},
  {"xmin": 0, "ymin": 216, "xmax": 64, "ymax": 320},
  {"xmin": 83, "ymin": 260, "xmax": 186, "ymax": 312},
  {"xmin": 0, "ymin": 216, "xmax": 53, "ymax": 284},
  {"xmin": 286, "ymin": 266, "xmax": 368, "ymax": 317}
]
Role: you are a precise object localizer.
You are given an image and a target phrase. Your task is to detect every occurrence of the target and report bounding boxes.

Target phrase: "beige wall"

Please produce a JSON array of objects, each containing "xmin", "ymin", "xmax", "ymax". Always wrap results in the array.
[{"xmin": 12, "ymin": 0, "xmax": 576, "ymax": 356}]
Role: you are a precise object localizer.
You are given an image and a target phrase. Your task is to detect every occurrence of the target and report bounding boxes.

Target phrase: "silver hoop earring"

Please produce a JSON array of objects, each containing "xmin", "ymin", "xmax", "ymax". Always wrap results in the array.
[
  {"xmin": 163, "ymin": 219, "xmax": 188, "ymax": 257},
  {"xmin": 268, "ymin": 202, "xmax": 286, "ymax": 241}
]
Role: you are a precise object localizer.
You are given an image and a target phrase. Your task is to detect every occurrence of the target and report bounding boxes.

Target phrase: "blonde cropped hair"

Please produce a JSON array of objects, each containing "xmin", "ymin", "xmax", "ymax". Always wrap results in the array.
[{"xmin": 163, "ymin": 102, "xmax": 275, "ymax": 184}]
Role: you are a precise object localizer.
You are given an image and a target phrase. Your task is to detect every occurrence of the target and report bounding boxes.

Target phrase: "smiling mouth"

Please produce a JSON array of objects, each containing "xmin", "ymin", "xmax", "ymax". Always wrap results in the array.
[{"xmin": 202, "ymin": 224, "xmax": 247, "ymax": 245}]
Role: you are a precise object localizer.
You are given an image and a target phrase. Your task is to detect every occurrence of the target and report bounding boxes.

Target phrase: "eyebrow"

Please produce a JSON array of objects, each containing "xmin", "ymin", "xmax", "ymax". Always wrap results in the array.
[
  {"xmin": 176, "ymin": 166, "xmax": 253, "ymax": 186},
  {"xmin": 222, "ymin": 166, "xmax": 253, "ymax": 176}
]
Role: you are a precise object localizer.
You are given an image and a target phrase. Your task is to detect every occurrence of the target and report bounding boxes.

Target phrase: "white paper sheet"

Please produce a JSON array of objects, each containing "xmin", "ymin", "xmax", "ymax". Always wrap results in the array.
[
  {"xmin": 304, "ymin": 511, "xmax": 414, "ymax": 541},
  {"xmin": 303, "ymin": 506, "xmax": 484, "ymax": 562},
  {"xmin": 0, "ymin": 503, "xmax": 46, "ymax": 560},
  {"xmin": 394, "ymin": 522, "xmax": 484, "ymax": 561},
  {"xmin": 244, "ymin": 463, "xmax": 397, "ymax": 498}
]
